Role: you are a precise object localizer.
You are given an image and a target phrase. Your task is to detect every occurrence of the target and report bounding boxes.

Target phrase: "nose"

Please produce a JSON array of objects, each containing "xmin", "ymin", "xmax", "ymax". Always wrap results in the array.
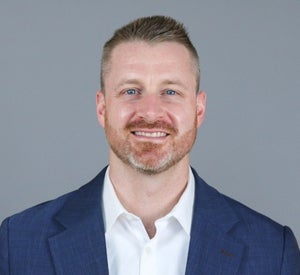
[{"xmin": 136, "ymin": 93, "xmax": 164, "ymax": 122}]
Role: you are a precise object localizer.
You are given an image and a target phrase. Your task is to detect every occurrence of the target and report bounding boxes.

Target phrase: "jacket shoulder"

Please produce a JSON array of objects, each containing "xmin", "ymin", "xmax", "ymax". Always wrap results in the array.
[
  {"xmin": 2, "ymin": 169, "xmax": 106, "ymax": 231},
  {"xmin": 222, "ymin": 194, "xmax": 283, "ymax": 233}
]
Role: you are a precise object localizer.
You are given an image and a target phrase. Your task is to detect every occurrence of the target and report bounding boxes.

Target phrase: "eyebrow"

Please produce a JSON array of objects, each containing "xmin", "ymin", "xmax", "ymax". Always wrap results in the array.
[
  {"xmin": 160, "ymin": 78, "xmax": 188, "ymax": 89},
  {"xmin": 115, "ymin": 77, "xmax": 189, "ymax": 90},
  {"xmin": 114, "ymin": 78, "xmax": 142, "ymax": 90}
]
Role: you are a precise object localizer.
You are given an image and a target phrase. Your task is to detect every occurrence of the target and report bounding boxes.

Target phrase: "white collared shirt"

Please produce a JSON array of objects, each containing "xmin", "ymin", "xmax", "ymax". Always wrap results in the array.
[{"xmin": 102, "ymin": 167, "xmax": 195, "ymax": 275}]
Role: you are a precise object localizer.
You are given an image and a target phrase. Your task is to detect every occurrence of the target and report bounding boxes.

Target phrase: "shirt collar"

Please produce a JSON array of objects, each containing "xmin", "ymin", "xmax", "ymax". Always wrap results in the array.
[
  {"xmin": 165, "ymin": 167, "xmax": 195, "ymax": 235},
  {"xmin": 102, "ymin": 166, "xmax": 195, "ymax": 235},
  {"xmin": 102, "ymin": 166, "xmax": 126, "ymax": 233}
]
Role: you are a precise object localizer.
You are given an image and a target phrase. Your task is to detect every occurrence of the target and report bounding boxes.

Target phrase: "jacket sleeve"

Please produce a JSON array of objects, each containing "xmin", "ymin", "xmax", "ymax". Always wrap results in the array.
[
  {"xmin": 0, "ymin": 218, "xmax": 9, "ymax": 274},
  {"xmin": 281, "ymin": 226, "xmax": 300, "ymax": 274}
]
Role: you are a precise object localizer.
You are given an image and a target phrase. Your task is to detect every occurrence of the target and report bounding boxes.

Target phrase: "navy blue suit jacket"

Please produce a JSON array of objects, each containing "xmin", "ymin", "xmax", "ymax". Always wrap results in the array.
[{"xmin": 1, "ymin": 167, "xmax": 300, "ymax": 274}]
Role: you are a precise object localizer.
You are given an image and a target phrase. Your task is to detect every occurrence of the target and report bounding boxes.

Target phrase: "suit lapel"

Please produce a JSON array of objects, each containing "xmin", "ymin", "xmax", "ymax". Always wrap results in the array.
[
  {"xmin": 48, "ymin": 168, "xmax": 109, "ymax": 275},
  {"xmin": 47, "ymin": 167, "xmax": 245, "ymax": 274},
  {"xmin": 186, "ymin": 169, "xmax": 245, "ymax": 275}
]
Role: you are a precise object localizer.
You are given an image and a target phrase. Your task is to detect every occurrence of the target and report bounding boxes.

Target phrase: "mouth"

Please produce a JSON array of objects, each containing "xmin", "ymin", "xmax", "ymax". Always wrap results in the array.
[
  {"xmin": 126, "ymin": 120, "xmax": 175, "ymax": 140},
  {"xmin": 132, "ymin": 131, "xmax": 169, "ymax": 138}
]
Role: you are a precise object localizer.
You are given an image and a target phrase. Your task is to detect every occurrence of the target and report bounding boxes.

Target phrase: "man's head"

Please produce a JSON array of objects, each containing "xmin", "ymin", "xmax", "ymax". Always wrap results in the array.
[
  {"xmin": 97, "ymin": 16, "xmax": 206, "ymax": 175},
  {"xmin": 101, "ymin": 15, "xmax": 200, "ymax": 92}
]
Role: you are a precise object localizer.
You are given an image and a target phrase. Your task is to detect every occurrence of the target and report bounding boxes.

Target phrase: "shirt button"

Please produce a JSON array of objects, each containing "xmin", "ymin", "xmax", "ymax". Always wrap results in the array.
[{"xmin": 145, "ymin": 246, "xmax": 151, "ymax": 254}]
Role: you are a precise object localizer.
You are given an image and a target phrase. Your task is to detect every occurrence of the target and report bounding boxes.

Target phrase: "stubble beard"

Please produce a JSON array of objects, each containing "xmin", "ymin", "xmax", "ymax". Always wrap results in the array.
[{"xmin": 105, "ymin": 116, "xmax": 198, "ymax": 175}]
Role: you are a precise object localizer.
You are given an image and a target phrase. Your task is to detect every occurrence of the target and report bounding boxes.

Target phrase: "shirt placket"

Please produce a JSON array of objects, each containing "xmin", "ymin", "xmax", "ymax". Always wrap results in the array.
[{"xmin": 140, "ymin": 241, "xmax": 156, "ymax": 275}]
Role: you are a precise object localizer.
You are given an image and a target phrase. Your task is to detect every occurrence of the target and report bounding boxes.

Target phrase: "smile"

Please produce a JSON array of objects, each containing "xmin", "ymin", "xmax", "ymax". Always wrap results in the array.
[{"xmin": 133, "ymin": 131, "xmax": 168, "ymax": 137}]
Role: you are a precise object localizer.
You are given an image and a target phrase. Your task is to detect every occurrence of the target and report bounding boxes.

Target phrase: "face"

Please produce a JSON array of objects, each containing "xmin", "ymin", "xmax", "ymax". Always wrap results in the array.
[{"xmin": 97, "ymin": 41, "xmax": 206, "ymax": 175}]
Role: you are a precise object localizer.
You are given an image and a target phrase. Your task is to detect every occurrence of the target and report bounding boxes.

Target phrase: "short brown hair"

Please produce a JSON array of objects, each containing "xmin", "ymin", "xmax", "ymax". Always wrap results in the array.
[{"xmin": 100, "ymin": 15, "xmax": 200, "ymax": 91}]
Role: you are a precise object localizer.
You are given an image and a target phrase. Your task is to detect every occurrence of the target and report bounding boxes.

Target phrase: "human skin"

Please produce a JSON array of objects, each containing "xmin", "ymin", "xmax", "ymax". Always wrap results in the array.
[{"xmin": 96, "ymin": 41, "xmax": 206, "ymax": 237}]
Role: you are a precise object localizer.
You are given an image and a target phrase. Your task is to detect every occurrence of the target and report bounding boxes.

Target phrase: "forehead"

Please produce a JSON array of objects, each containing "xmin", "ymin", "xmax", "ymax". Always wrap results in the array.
[
  {"xmin": 105, "ymin": 41, "xmax": 197, "ymax": 86},
  {"xmin": 110, "ymin": 41, "xmax": 192, "ymax": 66}
]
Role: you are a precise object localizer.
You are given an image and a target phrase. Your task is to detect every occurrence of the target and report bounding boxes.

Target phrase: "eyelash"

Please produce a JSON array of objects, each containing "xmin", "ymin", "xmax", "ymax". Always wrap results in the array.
[
  {"xmin": 164, "ymin": 89, "xmax": 177, "ymax": 95},
  {"xmin": 123, "ymin": 88, "xmax": 140, "ymax": 95}
]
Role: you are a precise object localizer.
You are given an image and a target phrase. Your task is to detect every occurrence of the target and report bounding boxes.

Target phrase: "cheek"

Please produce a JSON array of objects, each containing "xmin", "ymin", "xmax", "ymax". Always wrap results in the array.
[
  {"xmin": 173, "ymin": 106, "xmax": 197, "ymax": 130},
  {"xmin": 106, "ymin": 103, "xmax": 134, "ymax": 126}
]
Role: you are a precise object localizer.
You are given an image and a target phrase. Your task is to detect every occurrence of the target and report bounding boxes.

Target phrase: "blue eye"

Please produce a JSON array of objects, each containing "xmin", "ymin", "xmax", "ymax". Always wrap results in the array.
[
  {"xmin": 124, "ymin": 89, "xmax": 136, "ymax": 95},
  {"xmin": 125, "ymin": 89, "xmax": 137, "ymax": 95},
  {"xmin": 166, "ymin": 89, "xmax": 176, "ymax": 95}
]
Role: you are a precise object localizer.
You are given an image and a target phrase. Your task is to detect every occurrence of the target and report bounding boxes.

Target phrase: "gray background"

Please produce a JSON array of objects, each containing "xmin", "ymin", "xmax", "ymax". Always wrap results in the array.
[{"xmin": 0, "ymin": 1, "xmax": 299, "ymax": 243}]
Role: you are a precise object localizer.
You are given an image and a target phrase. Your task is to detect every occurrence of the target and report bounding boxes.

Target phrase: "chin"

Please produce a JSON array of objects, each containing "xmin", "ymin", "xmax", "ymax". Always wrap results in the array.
[{"xmin": 127, "ymin": 154, "xmax": 178, "ymax": 176}]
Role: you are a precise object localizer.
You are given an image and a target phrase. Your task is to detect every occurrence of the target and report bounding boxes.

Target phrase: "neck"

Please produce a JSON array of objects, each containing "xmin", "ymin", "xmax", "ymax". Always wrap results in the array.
[{"xmin": 108, "ymin": 152, "xmax": 190, "ymax": 238}]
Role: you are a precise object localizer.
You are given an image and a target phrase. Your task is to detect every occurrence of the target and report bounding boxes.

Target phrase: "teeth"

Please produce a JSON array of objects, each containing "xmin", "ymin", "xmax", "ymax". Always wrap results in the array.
[{"xmin": 134, "ymin": 131, "xmax": 167, "ymax": 137}]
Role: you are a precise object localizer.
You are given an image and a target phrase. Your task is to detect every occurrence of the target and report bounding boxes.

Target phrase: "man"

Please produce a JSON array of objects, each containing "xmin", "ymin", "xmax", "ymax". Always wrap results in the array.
[{"xmin": 0, "ymin": 15, "xmax": 299, "ymax": 275}]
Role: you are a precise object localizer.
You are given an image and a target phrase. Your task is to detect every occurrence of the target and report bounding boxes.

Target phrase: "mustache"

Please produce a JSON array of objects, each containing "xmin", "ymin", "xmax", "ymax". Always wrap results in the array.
[{"xmin": 125, "ymin": 119, "xmax": 178, "ymax": 134}]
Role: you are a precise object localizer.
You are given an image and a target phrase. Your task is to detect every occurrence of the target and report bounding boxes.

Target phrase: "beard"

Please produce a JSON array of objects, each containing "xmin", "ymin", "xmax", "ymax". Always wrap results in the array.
[{"xmin": 105, "ymin": 116, "xmax": 198, "ymax": 175}]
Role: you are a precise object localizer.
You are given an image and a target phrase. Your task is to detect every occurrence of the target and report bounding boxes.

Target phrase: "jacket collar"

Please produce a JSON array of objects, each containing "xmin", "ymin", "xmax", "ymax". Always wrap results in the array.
[
  {"xmin": 48, "ymin": 168, "xmax": 109, "ymax": 275},
  {"xmin": 186, "ymin": 168, "xmax": 245, "ymax": 275}
]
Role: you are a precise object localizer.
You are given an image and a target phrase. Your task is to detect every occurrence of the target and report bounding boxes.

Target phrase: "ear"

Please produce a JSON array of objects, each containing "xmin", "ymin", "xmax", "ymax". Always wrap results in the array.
[
  {"xmin": 96, "ymin": 90, "xmax": 106, "ymax": 128},
  {"xmin": 196, "ymin": 91, "xmax": 206, "ymax": 127}
]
